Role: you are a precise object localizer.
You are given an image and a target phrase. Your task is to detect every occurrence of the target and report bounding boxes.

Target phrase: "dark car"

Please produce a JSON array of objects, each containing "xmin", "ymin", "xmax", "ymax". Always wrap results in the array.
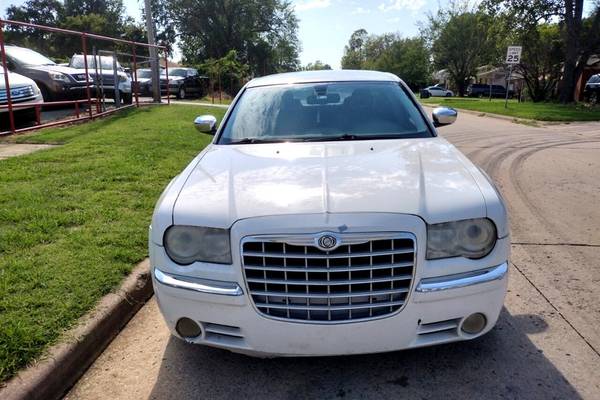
[
  {"xmin": 166, "ymin": 68, "xmax": 208, "ymax": 99},
  {"xmin": 3, "ymin": 45, "xmax": 92, "ymax": 101},
  {"xmin": 467, "ymin": 84, "xmax": 513, "ymax": 98},
  {"xmin": 133, "ymin": 68, "xmax": 168, "ymax": 96},
  {"xmin": 583, "ymin": 74, "xmax": 600, "ymax": 103}
]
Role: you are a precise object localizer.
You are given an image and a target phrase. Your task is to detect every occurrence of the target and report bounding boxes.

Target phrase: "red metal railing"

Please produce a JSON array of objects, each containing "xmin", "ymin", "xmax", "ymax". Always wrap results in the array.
[{"xmin": 0, "ymin": 18, "xmax": 169, "ymax": 135}]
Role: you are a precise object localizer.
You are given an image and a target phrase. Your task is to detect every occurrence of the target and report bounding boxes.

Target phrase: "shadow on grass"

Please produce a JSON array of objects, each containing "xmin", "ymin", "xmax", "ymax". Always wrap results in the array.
[{"xmin": 148, "ymin": 308, "xmax": 581, "ymax": 399}]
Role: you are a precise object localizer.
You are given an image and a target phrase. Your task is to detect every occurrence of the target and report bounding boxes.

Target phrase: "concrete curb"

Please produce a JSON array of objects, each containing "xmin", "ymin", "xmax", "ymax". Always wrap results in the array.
[{"xmin": 0, "ymin": 260, "xmax": 153, "ymax": 400}]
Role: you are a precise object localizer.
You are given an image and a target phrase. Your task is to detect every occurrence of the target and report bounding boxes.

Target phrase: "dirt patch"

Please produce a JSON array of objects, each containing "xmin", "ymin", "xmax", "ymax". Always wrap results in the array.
[{"xmin": 0, "ymin": 143, "xmax": 58, "ymax": 160}]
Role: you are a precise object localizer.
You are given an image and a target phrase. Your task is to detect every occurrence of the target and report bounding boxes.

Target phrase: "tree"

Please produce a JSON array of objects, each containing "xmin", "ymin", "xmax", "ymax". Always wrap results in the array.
[
  {"xmin": 170, "ymin": 0, "xmax": 300, "ymax": 75},
  {"xmin": 517, "ymin": 24, "xmax": 564, "ymax": 101},
  {"xmin": 3, "ymin": 0, "xmax": 64, "ymax": 57},
  {"xmin": 340, "ymin": 30, "xmax": 430, "ymax": 90},
  {"xmin": 422, "ymin": 6, "xmax": 497, "ymax": 96},
  {"xmin": 484, "ymin": 0, "xmax": 600, "ymax": 102},
  {"xmin": 200, "ymin": 50, "xmax": 249, "ymax": 96},
  {"xmin": 341, "ymin": 29, "xmax": 368, "ymax": 69},
  {"xmin": 304, "ymin": 60, "xmax": 332, "ymax": 70}
]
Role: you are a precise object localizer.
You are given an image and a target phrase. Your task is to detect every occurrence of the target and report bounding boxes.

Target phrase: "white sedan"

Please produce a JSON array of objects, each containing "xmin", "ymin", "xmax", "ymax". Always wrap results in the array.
[
  {"xmin": 150, "ymin": 70, "xmax": 508, "ymax": 356},
  {"xmin": 0, "ymin": 70, "xmax": 43, "ymax": 118},
  {"xmin": 425, "ymin": 84, "xmax": 454, "ymax": 97}
]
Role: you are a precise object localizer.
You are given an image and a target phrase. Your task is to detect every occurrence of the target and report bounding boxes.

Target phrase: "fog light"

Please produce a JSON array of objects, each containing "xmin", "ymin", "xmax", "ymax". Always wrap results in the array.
[
  {"xmin": 461, "ymin": 313, "xmax": 487, "ymax": 335},
  {"xmin": 176, "ymin": 317, "xmax": 202, "ymax": 338}
]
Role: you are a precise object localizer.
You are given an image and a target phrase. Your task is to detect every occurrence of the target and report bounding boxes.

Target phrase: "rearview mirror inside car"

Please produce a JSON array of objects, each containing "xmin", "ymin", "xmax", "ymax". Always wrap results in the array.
[
  {"xmin": 194, "ymin": 115, "xmax": 217, "ymax": 134},
  {"xmin": 432, "ymin": 107, "xmax": 457, "ymax": 127}
]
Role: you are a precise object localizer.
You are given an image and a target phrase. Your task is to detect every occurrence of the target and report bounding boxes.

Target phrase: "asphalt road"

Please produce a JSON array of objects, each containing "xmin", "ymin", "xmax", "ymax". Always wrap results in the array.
[{"xmin": 65, "ymin": 110, "xmax": 600, "ymax": 400}]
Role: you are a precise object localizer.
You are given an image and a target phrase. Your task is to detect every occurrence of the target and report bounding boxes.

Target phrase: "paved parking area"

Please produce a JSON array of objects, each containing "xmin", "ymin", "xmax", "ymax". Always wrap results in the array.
[{"xmin": 65, "ymin": 111, "xmax": 600, "ymax": 400}]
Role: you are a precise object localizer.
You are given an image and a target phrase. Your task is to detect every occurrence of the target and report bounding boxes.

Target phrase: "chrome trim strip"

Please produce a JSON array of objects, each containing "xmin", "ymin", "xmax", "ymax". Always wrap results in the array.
[
  {"xmin": 415, "ymin": 262, "xmax": 508, "ymax": 293},
  {"xmin": 153, "ymin": 268, "xmax": 243, "ymax": 296}
]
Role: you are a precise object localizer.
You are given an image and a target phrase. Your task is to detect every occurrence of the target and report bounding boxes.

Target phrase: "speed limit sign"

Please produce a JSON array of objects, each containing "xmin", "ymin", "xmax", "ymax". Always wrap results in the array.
[{"xmin": 506, "ymin": 46, "xmax": 522, "ymax": 64}]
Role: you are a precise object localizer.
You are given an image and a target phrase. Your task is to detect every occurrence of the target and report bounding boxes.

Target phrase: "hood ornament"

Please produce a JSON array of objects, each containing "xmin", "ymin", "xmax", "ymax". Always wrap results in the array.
[{"xmin": 315, "ymin": 233, "xmax": 340, "ymax": 251}]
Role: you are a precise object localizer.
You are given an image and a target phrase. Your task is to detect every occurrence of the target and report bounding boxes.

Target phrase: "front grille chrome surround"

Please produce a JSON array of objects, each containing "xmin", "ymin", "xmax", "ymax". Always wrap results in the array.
[{"xmin": 241, "ymin": 232, "xmax": 416, "ymax": 323}]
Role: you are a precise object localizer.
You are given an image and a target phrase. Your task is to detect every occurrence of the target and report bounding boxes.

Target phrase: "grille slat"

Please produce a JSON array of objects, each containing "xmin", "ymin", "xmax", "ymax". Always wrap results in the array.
[
  {"xmin": 251, "ymin": 288, "xmax": 409, "ymax": 299},
  {"xmin": 243, "ymin": 261, "xmax": 413, "ymax": 273},
  {"xmin": 243, "ymin": 248, "xmax": 413, "ymax": 259},
  {"xmin": 254, "ymin": 300, "xmax": 405, "ymax": 311},
  {"xmin": 242, "ymin": 233, "xmax": 415, "ymax": 322},
  {"xmin": 246, "ymin": 275, "xmax": 412, "ymax": 286}
]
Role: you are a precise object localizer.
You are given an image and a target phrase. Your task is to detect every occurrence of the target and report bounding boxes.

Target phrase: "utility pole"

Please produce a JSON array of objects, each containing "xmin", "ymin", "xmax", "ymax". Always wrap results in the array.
[{"xmin": 144, "ymin": 0, "xmax": 161, "ymax": 103}]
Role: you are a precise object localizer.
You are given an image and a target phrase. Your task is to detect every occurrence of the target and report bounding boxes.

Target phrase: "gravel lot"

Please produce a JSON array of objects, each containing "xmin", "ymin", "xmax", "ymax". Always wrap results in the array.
[{"xmin": 65, "ymin": 110, "xmax": 600, "ymax": 400}]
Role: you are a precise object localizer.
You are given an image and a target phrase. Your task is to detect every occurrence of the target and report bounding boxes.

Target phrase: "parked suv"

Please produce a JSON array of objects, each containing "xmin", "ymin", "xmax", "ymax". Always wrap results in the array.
[
  {"xmin": 467, "ymin": 84, "xmax": 512, "ymax": 98},
  {"xmin": 150, "ymin": 70, "xmax": 509, "ymax": 357},
  {"xmin": 3, "ymin": 45, "xmax": 91, "ymax": 101},
  {"xmin": 167, "ymin": 68, "xmax": 207, "ymax": 99},
  {"xmin": 69, "ymin": 55, "xmax": 132, "ymax": 104},
  {"xmin": 583, "ymin": 74, "xmax": 600, "ymax": 103}
]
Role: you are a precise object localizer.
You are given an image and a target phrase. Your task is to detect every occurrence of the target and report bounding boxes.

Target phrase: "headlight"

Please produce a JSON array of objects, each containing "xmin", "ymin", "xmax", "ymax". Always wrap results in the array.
[
  {"xmin": 426, "ymin": 218, "xmax": 497, "ymax": 260},
  {"xmin": 119, "ymin": 75, "xmax": 127, "ymax": 83},
  {"xmin": 48, "ymin": 71, "xmax": 70, "ymax": 82},
  {"xmin": 32, "ymin": 85, "xmax": 41, "ymax": 95},
  {"xmin": 164, "ymin": 225, "xmax": 232, "ymax": 265}
]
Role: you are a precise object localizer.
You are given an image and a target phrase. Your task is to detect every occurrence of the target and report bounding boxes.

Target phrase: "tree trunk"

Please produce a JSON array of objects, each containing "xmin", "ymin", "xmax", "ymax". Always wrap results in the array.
[{"xmin": 559, "ymin": 0, "xmax": 584, "ymax": 103}]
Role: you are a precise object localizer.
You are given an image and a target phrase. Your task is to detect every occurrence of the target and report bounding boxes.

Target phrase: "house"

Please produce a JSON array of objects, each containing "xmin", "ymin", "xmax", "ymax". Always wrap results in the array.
[
  {"xmin": 575, "ymin": 55, "xmax": 600, "ymax": 101},
  {"xmin": 475, "ymin": 65, "xmax": 525, "ymax": 93}
]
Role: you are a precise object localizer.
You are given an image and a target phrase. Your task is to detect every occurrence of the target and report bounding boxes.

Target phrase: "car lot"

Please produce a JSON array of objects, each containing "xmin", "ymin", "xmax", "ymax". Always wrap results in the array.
[{"xmin": 65, "ymin": 110, "xmax": 600, "ymax": 400}]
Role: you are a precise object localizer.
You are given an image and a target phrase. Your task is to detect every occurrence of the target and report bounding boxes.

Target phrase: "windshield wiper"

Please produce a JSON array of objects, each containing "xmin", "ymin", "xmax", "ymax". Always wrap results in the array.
[
  {"xmin": 302, "ymin": 134, "xmax": 413, "ymax": 142},
  {"xmin": 227, "ymin": 138, "xmax": 288, "ymax": 144}
]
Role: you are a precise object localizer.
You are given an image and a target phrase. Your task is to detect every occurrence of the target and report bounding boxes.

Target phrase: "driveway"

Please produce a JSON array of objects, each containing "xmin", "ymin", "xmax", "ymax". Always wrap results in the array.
[{"xmin": 65, "ymin": 111, "xmax": 600, "ymax": 400}]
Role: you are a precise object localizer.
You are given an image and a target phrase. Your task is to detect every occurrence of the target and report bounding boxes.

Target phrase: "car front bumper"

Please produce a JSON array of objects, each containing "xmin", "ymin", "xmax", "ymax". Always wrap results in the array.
[{"xmin": 150, "ymin": 213, "xmax": 509, "ymax": 356}]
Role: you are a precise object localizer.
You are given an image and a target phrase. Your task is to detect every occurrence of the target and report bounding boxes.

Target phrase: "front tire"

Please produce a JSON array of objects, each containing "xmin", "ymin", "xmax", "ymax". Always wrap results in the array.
[
  {"xmin": 177, "ymin": 86, "xmax": 186, "ymax": 100},
  {"xmin": 122, "ymin": 93, "xmax": 133, "ymax": 105}
]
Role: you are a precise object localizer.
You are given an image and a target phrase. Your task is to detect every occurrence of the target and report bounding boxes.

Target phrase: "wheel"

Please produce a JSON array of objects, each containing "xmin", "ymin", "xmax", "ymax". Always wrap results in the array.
[
  {"xmin": 177, "ymin": 86, "xmax": 186, "ymax": 100},
  {"xmin": 37, "ymin": 84, "xmax": 52, "ymax": 102},
  {"xmin": 122, "ymin": 93, "xmax": 133, "ymax": 105},
  {"xmin": 590, "ymin": 92, "xmax": 599, "ymax": 105},
  {"xmin": 446, "ymin": 92, "xmax": 452, "ymax": 97}
]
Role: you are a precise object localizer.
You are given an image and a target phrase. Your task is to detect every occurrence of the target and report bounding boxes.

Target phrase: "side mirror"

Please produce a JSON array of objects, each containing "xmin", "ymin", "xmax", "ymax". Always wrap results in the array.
[
  {"xmin": 432, "ymin": 107, "xmax": 457, "ymax": 127},
  {"xmin": 194, "ymin": 115, "xmax": 217, "ymax": 134}
]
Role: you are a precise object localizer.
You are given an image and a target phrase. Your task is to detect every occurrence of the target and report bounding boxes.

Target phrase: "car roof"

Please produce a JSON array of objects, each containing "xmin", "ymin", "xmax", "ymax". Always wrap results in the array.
[{"xmin": 246, "ymin": 70, "xmax": 401, "ymax": 88}]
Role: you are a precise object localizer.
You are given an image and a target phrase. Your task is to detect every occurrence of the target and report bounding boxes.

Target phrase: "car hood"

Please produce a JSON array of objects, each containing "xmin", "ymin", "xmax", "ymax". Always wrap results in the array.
[
  {"xmin": 172, "ymin": 137, "xmax": 488, "ymax": 228},
  {"xmin": 28, "ymin": 65, "xmax": 81, "ymax": 75},
  {"xmin": 0, "ymin": 71, "xmax": 35, "ymax": 89}
]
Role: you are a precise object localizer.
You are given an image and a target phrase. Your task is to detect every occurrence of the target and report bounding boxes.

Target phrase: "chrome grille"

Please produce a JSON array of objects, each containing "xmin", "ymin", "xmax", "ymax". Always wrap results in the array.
[
  {"xmin": 241, "ymin": 233, "xmax": 415, "ymax": 322},
  {"xmin": 0, "ymin": 85, "xmax": 35, "ymax": 104}
]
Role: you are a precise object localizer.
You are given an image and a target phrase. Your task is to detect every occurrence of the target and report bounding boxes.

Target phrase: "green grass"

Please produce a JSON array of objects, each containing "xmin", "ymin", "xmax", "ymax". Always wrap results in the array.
[
  {"xmin": 0, "ymin": 105, "xmax": 225, "ymax": 382},
  {"xmin": 197, "ymin": 95, "xmax": 233, "ymax": 105},
  {"xmin": 419, "ymin": 97, "xmax": 600, "ymax": 121}
]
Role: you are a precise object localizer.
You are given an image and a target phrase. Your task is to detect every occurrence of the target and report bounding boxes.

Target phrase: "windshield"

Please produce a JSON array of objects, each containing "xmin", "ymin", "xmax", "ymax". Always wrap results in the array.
[
  {"xmin": 137, "ymin": 70, "xmax": 152, "ymax": 78},
  {"xmin": 71, "ymin": 56, "xmax": 120, "ymax": 70},
  {"xmin": 5, "ymin": 47, "xmax": 55, "ymax": 66},
  {"xmin": 169, "ymin": 68, "xmax": 187, "ymax": 77},
  {"xmin": 218, "ymin": 82, "xmax": 431, "ymax": 144}
]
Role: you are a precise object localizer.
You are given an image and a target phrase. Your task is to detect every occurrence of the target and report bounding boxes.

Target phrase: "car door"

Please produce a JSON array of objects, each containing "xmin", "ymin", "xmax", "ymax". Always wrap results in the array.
[
  {"xmin": 186, "ymin": 69, "xmax": 201, "ymax": 95},
  {"xmin": 429, "ymin": 87, "xmax": 443, "ymax": 97}
]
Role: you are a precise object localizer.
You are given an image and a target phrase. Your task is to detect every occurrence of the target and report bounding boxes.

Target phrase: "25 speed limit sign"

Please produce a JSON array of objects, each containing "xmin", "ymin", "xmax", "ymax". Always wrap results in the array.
[{"xmin": 506, "ymin": 46, "xmax": 522, "ymax": 64}]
